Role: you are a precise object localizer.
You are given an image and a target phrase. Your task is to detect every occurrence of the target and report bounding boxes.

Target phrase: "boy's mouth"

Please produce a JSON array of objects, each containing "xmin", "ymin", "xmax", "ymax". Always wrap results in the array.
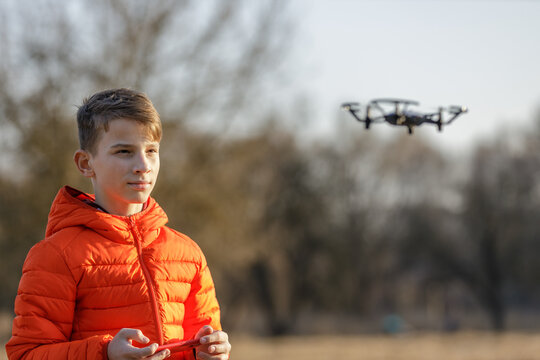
[{"xmin": 128, "ymin": 181, "xmax": 152, "ymax": 191}]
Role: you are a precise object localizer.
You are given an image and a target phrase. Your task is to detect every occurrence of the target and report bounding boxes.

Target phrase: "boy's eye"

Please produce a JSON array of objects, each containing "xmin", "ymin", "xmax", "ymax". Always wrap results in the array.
[{"xmin": 115, "ymin": 149, "xmax": 130, "ymax": 154}]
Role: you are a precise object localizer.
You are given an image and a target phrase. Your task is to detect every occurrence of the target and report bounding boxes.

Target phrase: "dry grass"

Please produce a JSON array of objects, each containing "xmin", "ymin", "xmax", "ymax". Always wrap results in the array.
[
  {"xmin": 229, "ymin": 332, "xmax": 540, "ymax": 360},
  {"xmin": 2, "ymin": 332, "xmax": 540, "ymax": 359}
]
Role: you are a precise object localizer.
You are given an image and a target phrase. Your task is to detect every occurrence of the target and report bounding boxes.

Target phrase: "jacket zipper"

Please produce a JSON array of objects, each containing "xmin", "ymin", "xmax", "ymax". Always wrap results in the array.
[{"xmin": 129, "ymin": 218, "xmax": 164, "ymax": 345}]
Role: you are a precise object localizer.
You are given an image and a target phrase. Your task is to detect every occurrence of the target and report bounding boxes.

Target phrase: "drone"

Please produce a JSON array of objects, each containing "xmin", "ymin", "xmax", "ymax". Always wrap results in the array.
[{"xmin": 341, "ymin": 98, "xmax": 468, "ymax": 134}]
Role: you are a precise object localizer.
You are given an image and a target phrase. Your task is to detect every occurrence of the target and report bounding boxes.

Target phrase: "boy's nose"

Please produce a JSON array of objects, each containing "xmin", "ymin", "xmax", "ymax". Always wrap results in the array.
[{"xmin": 133, "ymin": 154, "xmax": 152, "ymax": 173}]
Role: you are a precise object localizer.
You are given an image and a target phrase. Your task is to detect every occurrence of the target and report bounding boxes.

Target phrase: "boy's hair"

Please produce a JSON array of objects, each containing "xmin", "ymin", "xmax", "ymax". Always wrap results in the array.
[{"xmin": 77, "ymin": 88, "xmax": 162, "ymax": 154}]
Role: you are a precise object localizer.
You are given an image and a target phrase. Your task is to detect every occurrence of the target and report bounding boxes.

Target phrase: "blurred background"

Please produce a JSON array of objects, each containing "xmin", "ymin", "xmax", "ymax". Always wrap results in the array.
[{"xmin": 1, "ymin": 0, "xmax": 540, "ymax": 358}]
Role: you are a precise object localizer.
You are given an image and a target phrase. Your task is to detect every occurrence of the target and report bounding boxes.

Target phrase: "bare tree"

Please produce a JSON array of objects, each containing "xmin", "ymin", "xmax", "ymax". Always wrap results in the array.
[{"xmin": 0, "ymin": 0, "xmax": 294, "ymax": 312}]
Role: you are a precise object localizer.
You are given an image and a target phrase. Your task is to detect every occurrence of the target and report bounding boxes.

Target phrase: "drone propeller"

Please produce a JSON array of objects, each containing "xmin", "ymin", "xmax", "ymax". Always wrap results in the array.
[
  {"xmin": 341, "ymin": 102, "xmax": 387, "ymax": 126},
  {"xmin": 370, "ymin": 98, "xmax": 420, "ymax": 107},
  {"xmin": 341, "ymin": 102, "xmax": 360, "ymax": 112},
  {"xmin": 447, "ymin": 105, "xmax": 468, "ymax": 114}
]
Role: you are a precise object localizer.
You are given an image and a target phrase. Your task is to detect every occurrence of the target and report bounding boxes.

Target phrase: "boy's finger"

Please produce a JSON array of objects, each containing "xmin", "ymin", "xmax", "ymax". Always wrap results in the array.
[
  {"xmin": 117, "ymin": 328, "xmax": 150, "ymax": 344},
  {"xmin": 200, "ymin": 330, "xmax": 228, "ymax": 345},
  {"xmin": 207, "ymin": 343, "xmax": 231, "ymax": 354},
  {"xmin": 195, "ymin": 325, "xmax": 214, "ymax": 339},
  {"xmin": 147, "ymin": 349, "xmax": 171, "ymax": 359},
  {"xmin": 133, "ymin": 343, "xmax": 159, "ymax": 358}
]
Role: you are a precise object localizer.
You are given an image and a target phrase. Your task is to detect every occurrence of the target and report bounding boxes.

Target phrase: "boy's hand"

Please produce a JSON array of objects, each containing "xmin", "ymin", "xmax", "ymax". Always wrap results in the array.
[
  {"xmin": 108, "ymin": 328, "xmax": 171, "ymax": 360},
  {"xmin": 194, "ymin": 325, "xmax": 231, "ymax": 360}
]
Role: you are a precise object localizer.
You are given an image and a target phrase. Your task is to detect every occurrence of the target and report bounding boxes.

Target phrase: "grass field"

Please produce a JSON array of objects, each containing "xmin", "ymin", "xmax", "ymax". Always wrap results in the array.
[
  {"xmin": 3, "ymin": 332, "xmax": 540, "ymax": 359},
  {"xmin": 230, "ymin": 332, "xmax": 540, "ymax": 360}
]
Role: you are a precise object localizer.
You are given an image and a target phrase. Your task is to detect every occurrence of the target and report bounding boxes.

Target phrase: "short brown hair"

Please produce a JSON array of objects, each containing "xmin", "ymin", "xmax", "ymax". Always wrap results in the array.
[{"xmin": 77, "ymin": 88, "xmax": 162, "ymax": 153}]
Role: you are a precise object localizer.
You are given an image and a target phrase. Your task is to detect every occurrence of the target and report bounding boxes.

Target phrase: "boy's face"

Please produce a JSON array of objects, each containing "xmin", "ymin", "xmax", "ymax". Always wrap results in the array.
[{"xmin": 83, "ymin": 118, "xmax": 160, "ymax": 216}]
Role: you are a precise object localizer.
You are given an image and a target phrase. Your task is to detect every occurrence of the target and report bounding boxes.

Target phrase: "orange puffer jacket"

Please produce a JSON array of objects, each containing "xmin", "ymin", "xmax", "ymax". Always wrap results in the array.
[{"xmin": 6, "ymin": 186, "xmax": 221, "ymax": 359}]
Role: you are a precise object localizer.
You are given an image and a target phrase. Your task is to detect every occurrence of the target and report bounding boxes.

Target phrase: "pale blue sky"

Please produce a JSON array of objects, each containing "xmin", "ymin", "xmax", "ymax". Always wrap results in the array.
[{"xmin": 291, "ymin": 0, "xmax": 540, "ymax": 152}]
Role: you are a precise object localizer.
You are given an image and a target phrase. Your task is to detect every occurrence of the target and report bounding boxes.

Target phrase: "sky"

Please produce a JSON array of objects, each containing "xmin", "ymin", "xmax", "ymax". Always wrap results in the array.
[{"xmin": 290, "ymin": 0, "xmax": 540, "ymax": 153}]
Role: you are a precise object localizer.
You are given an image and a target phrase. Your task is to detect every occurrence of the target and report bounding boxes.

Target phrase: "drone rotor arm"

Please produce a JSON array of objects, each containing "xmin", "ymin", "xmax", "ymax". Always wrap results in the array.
[
  {"xmin": 368, "ymin": 115, "xmax": 386, "ymax": 123},
  {"xmin": 342, "ymin": 105, "xmax": 369, "ymax": 125},
  {"xmin": 441, "ymin": 106, "xmax": 468, "ymax": 125},
  {"xmin": 368, "ymin": 102, "xmax": 386, "ymax": 116},
  {"xmin": 349, "ymin": 111, "xmax": 364, "ymax": 123},
  {"xmin": 441, "ymin": 113, "xmax": 461, "ymax": 125}
]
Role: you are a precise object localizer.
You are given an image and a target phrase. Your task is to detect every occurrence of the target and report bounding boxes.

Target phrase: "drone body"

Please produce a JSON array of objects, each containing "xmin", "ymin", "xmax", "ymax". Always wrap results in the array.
[{"xmin": 341, "ymin": 98, "xmax": 468, "ymax": 134}]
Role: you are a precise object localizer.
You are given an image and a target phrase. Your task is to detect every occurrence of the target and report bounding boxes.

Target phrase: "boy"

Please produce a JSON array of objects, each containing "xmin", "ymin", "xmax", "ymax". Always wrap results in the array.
[{"xmin": 6, "ymin": 88, "xmax": 231, "ymax": 360}]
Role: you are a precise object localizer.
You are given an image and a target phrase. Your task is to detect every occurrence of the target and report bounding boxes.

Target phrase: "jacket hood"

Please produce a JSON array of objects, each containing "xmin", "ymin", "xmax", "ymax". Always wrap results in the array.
[{"xmin": 45, "ymin": 186, "xmax": 169, "ymax": 245}]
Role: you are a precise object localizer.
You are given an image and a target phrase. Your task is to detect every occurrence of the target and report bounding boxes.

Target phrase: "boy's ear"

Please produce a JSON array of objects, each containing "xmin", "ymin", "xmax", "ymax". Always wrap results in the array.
[{"xmin": 74, "ymin": 149, "xmax": 95, "ymax": 178}]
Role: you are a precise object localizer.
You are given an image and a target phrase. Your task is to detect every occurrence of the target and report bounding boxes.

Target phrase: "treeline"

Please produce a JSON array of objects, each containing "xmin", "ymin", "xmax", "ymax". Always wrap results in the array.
[
  {"xmin": 159, "ymin": 124, "xmax": 540, "ymax": 334},
  {"xmin": 1, "ymin": 0, "xmax": 540, "ymax": 335}
]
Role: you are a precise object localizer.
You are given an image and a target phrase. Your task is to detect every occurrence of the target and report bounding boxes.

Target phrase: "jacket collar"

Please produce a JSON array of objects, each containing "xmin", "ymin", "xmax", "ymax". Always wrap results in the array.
[{"xmin": 45, "ymin": 186, "xmax": 168, "ymax": 246}]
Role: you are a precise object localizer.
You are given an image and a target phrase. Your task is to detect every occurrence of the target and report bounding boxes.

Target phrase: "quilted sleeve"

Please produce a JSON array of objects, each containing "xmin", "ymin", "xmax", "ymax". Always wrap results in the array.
[
  {"xmin": 5, "ymin": 240, "xmax": 112, "ymax": 360},
  {"xmin": 182, "ymin": 251, "xmax": 222, "ymax": 341}
]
